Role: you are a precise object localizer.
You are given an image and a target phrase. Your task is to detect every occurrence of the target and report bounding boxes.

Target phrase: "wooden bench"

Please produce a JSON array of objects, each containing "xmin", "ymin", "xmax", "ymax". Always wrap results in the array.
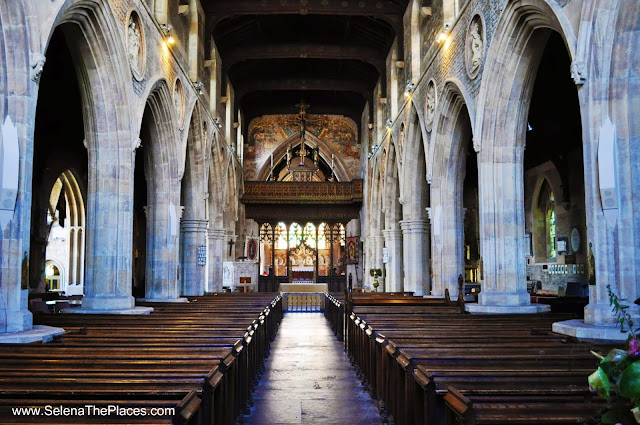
[
  {"xmin": 0, "ymin": 293, "xmax": 282, "ymax": 425},
  {"xmin": 328, "ymin": 292, "xmax": 615, "ymax": 425}
]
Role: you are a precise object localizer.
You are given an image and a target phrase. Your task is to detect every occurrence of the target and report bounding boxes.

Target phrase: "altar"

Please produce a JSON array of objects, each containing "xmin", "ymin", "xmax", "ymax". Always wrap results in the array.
[{"xmin": 223, "ymin": 261, "xmax": 259, "ymax": 292}]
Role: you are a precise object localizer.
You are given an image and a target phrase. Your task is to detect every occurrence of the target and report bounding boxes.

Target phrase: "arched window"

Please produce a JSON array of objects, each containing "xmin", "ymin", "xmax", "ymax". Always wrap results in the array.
[
  {"xmin": 546, "ymin": 193, "xmax": 556, "ymax": 259},
  {"xmin": 534, "ymin": 179, "xmax": 557, "ymax": 262}
]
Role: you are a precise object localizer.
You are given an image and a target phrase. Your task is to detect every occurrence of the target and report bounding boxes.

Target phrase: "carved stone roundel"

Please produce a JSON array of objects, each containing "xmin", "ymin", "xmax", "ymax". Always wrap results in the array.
[
  {"xmin": 174, "ymin": 78, "xmax": 185, "ymax": 129},
  {"xmin": 425, "ymin": 80, "xmax": 437, "ymax": 131},
  {"xmin": 127, "ymin": 10, "xmax": 145, "ymax": 80},
  {"xmin": 465, "ymin": 15, "xmax": 484, "ymax": 79}
]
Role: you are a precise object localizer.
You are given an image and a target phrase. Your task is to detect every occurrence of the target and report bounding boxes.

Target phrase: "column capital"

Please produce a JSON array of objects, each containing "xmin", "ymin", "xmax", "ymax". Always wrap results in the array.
[
  {"xmin": 180, "ymin": 219, "xmax": 208, "ymax": 232},
  {"xmin": 400, "ymin": 219, "xmax": 429, "ymax": 234},
  {"xmin": 207, "ymin": 228, "xmax": 226, "ymax": 239},
  {"xmin": 382, "ymin": 228, "xmax": 403, "ymax": 241}
]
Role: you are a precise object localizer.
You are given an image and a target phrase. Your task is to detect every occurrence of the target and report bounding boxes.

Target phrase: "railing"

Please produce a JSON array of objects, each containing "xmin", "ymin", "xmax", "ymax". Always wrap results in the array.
[
  {"xmin": 242, "ymin": 179, "xmax": 363, "ymax": 204},
  {"xmin": 282, "ymin": 293, "xmax": 324, "ymax": 312}
]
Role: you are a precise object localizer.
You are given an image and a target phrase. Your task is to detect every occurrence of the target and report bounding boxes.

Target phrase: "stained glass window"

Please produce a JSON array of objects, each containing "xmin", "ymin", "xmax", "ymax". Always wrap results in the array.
[{"xmin": 303, "ymin": 222, "xmax": 316, "ymax": 248}]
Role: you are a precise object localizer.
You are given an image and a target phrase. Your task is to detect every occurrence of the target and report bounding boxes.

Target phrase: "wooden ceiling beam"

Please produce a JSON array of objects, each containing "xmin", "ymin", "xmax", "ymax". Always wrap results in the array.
[
  {"xmin": 235, "ymin": 78, "xmax": 372, "ymax": 102},
  {"xmin": 205, "ymin": 0, "xmax": 405, "ymax": 17}
]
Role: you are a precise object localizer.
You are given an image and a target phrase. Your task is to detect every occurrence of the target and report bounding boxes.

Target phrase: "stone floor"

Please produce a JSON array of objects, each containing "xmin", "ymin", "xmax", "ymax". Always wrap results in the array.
[{"xmin": 241, "ymin": 312, "xmax": 383, "ymax": 425}]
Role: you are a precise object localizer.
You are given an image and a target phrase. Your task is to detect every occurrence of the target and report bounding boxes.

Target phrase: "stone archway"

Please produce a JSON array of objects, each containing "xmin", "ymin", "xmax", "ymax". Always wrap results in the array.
[
  {"xmin": 470, "ymin": 0, "xmax": 576, "ymax": 313},
  {"xmin": 382, "ymin": 142, "xmax": 403, "ymax": 292},
  {"xmin": 37, "ymin": 1, "xmax": 138, "ymax": 314},
  {"xmin": 429, "ymin": 81, "xmax": 475, "ymax": 298},
  {"xmin": 135, "ymin": 79, "xmax": 184, "ymax": 302},
  {"xmin": 179, "ymin": 103, "xmax": 208, "ymax": 296},
  {"xmin": 400, "ymin": 103, "xmax": 430, "ymax": 295}
]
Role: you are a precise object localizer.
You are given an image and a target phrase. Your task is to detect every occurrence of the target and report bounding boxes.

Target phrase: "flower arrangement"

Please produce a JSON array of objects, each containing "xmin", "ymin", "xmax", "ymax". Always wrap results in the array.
[
  {"xmin": 369, "ymin": 268, "xmax": 382, "ymax": 292},
  {"xmin": 589, "ymin": 285, "xmax": 640, "ymax": 424}
]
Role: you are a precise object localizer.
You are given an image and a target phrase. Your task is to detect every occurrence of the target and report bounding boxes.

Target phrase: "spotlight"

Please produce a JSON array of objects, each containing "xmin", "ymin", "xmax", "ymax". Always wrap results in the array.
[
  {"xmin": 160, "ymin": 24, "xmax": 175, "ymax": 45},
  {"xmin": 527, "ymin": 122, "xmax": 533, "ymax": 131},
  {"xmin": 405, "ymin": 82, "xmax": 415, "ymax": 97},
  {"xmin": 436, "ymin": 24, "xmax": 450, "ymax": 44},
  {"xmin": 372, "ymin": 144, "xmax": 379, "ymax": 153},
  {"xmin": 386, "ymin": 119, "xmax": 393, "ymax": 129},
  {"xmin": 367, "ymin": 152, "xmax": 373, "ymax": 159}
]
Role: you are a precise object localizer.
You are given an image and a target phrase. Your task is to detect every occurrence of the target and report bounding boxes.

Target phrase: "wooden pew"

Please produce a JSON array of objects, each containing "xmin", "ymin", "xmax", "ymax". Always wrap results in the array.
[
  {"xmin": 0, "ymin": 293, "xmax": 282, "ymax": 425},
  {"xmin": 327, "ymin": 293, "xmax": 614, "ymax": 425}
]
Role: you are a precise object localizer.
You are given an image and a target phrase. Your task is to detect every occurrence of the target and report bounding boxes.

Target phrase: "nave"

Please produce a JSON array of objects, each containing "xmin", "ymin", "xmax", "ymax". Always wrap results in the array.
[{"xmin": 242, "ymin": 313, "xmax": 382, "ymax": 425}]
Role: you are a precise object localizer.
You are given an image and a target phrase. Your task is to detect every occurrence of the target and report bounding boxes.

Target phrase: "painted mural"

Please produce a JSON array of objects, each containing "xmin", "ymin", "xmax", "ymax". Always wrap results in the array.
[{"xmin": 244, "ymin": 114, "xmax": 360, "ymax": 181}]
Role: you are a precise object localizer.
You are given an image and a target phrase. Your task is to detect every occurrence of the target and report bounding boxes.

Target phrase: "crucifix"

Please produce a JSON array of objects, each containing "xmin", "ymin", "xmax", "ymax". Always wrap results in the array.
[
  {"xmin": 228, "ymin": 239, "xmax": 235, "ymax": 258},
  {"xmin": 288, "ymin": 101, "xmax": 321, "ymax": 181},
  {"xmin": 295, "ymin": 101, "xmax": 310, "ymax": 163}
]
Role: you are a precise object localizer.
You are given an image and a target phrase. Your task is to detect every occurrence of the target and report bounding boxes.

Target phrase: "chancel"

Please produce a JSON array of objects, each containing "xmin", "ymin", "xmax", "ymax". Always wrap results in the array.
[{"xmin": 1, "ymin": 0, "xmax": 639, "ymax": 424}]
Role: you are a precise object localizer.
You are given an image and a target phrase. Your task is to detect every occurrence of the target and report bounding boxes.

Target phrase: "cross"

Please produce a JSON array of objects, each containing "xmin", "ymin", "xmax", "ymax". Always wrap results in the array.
[{"xmin": 228, "ymin": 239, "xmax": 235, "ymax": 258}]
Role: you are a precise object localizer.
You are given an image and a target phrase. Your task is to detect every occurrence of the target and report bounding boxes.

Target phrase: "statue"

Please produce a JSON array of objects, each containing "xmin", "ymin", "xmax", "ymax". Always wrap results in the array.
[
  {"xmin": 588, "ymin": 242, "xmax": 596, "ymax": 285},
  {"xmin": 313, "ymin": 148, "xmax": 319, "ymax": 166},
  {"xmin": 286, "ymin": 145, "xmax": 292, "ymax": 167},
  {"xmin": 30, "ymin": 53, "xmax": 46, "ymax": 84},
  {"xmin": 426, "ymin": 82, "xmax": 436, "ymax": 128},
  {"xmin": 469, "ymin": 21, "xmax": 483, "ymax": 74},
  {"xmin": 21, "ymin": 251, "xmax": 29, "ymax": 290},
  {"xmin": 128, "ymin": 17, "xmax": 142, "ymax": 71},
  {"xmin": 570, "ymin": 61, "xmax": 587, "ymax": 85}
]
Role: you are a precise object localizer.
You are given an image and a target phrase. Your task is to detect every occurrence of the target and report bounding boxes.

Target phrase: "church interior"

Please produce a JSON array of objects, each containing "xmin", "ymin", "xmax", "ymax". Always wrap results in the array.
[{"xmin": 1, "ymin": 0, "xmax": 640, "ymax": 423}]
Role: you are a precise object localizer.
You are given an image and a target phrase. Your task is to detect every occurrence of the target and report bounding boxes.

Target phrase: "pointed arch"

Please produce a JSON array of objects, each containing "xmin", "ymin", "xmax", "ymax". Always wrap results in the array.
[
  {"xmin": 401, "ymin": 102, "xmax": 428, "ymax": 221},
  {"xmin": 474, "ymin": 0, "xmax": 576, "ymax": 154},
  {"xmin": 255, "ymin": 131, "xmax": 353, "ymax": 182},
  {"xmin": 139, "ymin": 79, "xmax": 180, "ymax": 200},
  {"xmin": 428, "ymin": 80, "xmax": 475, "ymax": 297},
  {"xmin": 181, "ymin": 103, "xmax": 207, "ymax": 219},
  {"xmin": 48, "ymin": 0, "xmax": 136, "ymax": 151}
]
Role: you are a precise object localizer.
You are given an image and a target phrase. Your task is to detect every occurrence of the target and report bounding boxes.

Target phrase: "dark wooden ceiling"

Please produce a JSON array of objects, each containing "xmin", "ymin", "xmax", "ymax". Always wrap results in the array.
[{"xmin": 205, "ymin": 0, "xmax": 410, "ymax": 132}]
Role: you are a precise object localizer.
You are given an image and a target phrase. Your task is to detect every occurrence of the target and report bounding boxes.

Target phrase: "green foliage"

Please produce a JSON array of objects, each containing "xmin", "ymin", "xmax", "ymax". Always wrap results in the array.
[{"xmin": 590, "ymin": 285, "xmax": 640, "ymax": 424}]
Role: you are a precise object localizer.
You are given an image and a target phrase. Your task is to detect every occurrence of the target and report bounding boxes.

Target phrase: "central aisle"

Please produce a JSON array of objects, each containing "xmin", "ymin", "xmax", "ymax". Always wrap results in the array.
[{"xmin": 242, "ymin": 312, "xmax": 383, "ymax": 424}]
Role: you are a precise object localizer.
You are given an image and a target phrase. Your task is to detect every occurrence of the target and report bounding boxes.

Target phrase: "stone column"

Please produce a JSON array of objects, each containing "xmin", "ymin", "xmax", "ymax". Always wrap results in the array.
[
  {"xmin": 141, "ymin": 201, "xmax": 187, "ymax": 302},
  {"xmin": 180, "ymin": 219, "xmax": 208, "ymax": 296},
  {"xmin": 80, "ymin": 145, "xmax": 149, "ymax": 312},
  {"xmin": 400, "ymin": 219, "xmax": 430, "ymax": 296},
  {"xmin": 207, "ymin": 228, "xmax": 226, "ymax": 292},
  {"xmin": 383, "ymin": 229, "xmax": 403, "ymax": 292},
  {"xmin": 467, "ymin": 151, "xmax": 548, "ymax": 313}
]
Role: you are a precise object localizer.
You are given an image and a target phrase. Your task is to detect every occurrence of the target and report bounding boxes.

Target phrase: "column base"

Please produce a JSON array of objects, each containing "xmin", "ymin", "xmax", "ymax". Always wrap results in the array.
[
  {"xmin": 82, "ymin": 295, "xmax": 135, "ymax": 311},
  {"xmin": 466, "ymin": 303, "xmax": 550, "ymax": 314},
  {"xmin": 0, "ymin": 325, "xmax": 65, "ymax": 343},
  {"xmin": 0, "ymin": 309, "xmax": 33, "ymax": 333},
  {"xmin": 64, "ymin": 306, "xmax": 153, "ymax": 315},
  {"xmin": 553, "ymin": 319, "xmax": 630, "ymax": 343},
  {"xmin": 136, "ymin": 297, "xmax": 189, "ymax": 303}
]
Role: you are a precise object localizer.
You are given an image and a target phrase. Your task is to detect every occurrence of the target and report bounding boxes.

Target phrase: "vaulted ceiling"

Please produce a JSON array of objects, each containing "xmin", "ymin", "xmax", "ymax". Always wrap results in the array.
[{"xmin": 205, "ymin": 0, "xmax": 411, "ymax": 131}]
